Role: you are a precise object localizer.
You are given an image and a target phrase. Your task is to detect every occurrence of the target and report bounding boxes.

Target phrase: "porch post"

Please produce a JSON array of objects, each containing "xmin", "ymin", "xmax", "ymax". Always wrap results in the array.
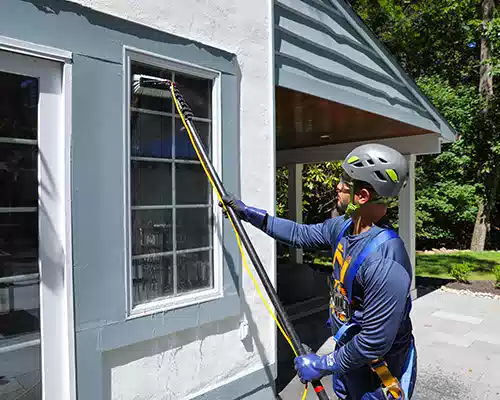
[
  {"xmin": 398, "ymin": 155, "xmax": 416, "ymax": 297},
  {"xmin": 288, "ymin": 164, "xmax": 303, "ymax": 264}
]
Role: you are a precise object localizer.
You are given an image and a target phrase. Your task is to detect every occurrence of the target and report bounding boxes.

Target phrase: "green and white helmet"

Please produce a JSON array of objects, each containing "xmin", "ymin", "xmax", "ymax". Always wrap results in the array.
[{"xmin": 341, "ymin": 144, "xmax": 409, "ymax": 215}]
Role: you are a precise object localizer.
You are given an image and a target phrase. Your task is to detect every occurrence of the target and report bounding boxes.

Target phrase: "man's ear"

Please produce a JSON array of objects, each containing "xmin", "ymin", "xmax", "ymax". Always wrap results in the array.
[{"xmin": 357, "ymin": 188, "xmax": 372, "ymax": 205}]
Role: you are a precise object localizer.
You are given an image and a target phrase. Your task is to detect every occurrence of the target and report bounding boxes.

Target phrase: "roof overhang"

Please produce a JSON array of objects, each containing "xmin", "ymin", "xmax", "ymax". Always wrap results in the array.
[{"xmin": 274, "ymin": 0, "xmax": 456, "ymax": 165}]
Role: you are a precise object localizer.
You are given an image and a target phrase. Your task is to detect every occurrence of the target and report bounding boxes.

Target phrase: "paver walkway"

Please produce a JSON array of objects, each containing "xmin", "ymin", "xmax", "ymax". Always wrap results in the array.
[{"xmin": 279, "ymin": 289, "xmax": 500, "ymax": 399}]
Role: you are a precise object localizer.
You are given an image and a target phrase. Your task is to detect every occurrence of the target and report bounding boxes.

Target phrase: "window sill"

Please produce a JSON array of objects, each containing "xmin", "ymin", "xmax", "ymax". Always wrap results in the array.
[{"xmin": 127, "ymin": 286, "xmax": 223, "ymax": 320}]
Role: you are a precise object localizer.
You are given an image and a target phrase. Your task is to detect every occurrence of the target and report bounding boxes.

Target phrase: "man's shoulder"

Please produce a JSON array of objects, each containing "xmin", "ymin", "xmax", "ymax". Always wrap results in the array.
[
  {"xmin": 323, "ymin": 216, "xmax": 350, "ymax": 242},
  {"xmin": 360, "ymin": 231, "xmax": 412, "ymax": 280}
]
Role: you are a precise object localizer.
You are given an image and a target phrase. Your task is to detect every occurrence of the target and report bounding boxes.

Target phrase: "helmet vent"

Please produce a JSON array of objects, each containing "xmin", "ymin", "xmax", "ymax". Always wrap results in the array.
[
  {"xmin": 366, "ymin": 158, "xmax": 375, "ymax": 165},
  {"xmin": 378, "ymin": 157, "xmax": 388, "ymax": 163},
  {"xmin": 353, "ymin": 161, "xmax": 364, "ymax": 167},
  {"xmin": 374, "ymin": 170, "xmax": 387, "ymax": 181}
]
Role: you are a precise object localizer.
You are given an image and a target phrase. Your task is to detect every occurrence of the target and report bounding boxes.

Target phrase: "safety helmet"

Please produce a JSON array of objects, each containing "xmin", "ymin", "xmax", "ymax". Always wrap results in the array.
[{"xmin": 340, "ymin": 144, "xmax": 409, "ymax": 216}]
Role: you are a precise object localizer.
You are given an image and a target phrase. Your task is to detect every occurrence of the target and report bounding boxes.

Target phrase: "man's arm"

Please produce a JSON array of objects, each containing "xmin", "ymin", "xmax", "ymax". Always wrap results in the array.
[
  {"xmin": 221, "ymin": 194, "xmax": 343, "ymax": 249},
  {"xmin": 264, "ymin": 215, "xmax": 340, "ymax": 249},
  {"xmin": 334, "ymin": 257, "xmax": 411, "ymax": 372}
]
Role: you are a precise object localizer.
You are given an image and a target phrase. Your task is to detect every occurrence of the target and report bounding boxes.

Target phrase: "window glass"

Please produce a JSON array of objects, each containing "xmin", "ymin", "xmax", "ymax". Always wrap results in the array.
[
  {"xmin": 0, "ymin": 72, "xmax": 40, "ymax": 342},
  {"xmin": 129, "ymin": 61, "xmax": 214, "ymax": 307}
]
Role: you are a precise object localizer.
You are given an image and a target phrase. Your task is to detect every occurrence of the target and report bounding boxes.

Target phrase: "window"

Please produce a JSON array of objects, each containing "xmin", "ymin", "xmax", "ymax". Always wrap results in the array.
[
  {"xmin": 126, "ymin": 53, "xmax": 222, "ymax": 313},
  {"xmin": 0, "ymin": 71, "xmax": 40, "ymax": 340}
]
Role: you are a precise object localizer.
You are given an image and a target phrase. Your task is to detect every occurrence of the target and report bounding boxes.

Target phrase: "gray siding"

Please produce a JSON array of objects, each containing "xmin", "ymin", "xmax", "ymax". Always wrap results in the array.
[{"xmin": 274, "ymin": 0, "xmax": 455, "ymax": 139}]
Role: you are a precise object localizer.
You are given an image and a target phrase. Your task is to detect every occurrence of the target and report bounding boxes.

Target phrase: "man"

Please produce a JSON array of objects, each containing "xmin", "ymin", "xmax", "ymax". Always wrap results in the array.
[{"xmin": 220, "ymin": 144, "xmax": 417, "ymax": 399}]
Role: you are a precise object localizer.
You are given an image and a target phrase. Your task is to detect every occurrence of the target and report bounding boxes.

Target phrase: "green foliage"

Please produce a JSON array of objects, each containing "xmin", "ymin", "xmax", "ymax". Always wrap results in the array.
[
  {"xmin": 349, "ymin": 0, "xmax": 480, "ymax": 84},
  {"xmin": 276, "ymin": 162, "xmax": 343, "ymax": 223},
  {"xmin": 450, "ymin": 262, "xmax": 472, "ymax": 283},
  {"xmin": 347, "ymin": 0, "xmax": 500, "ymax": 251},
  {"xmin": 494, "ymin": 265, "xmax": 500, "ymax": 288},
  {"xmin": 412, "ymin": 76, "xmax": 481, "ymax": 248}
]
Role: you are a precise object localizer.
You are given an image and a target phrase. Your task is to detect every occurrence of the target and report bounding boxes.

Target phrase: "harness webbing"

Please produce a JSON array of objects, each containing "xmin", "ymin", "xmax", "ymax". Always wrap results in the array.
[
  {"xmin": 370, "ymin": 360, "xmax": 403, "ymax": 399},
  {"xmin": 340, "ymin": 229, "xmax": 399, "ymax": 302},
  {"xmin": 332, "ymin": 223, "xmax": 405, "ymax": 399}
]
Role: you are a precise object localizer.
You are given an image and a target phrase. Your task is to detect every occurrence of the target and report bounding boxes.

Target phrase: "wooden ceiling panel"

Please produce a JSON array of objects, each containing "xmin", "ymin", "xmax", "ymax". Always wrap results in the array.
[{"xmin": 276, "ymin": 86, "xmax": 431, "ymax": 151}]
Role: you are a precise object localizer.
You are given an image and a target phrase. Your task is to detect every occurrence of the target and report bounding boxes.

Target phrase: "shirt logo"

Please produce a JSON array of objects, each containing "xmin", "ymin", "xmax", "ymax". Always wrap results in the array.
[{"xmin": 333, "ymin": 241, "xmax": 352, "ymax": 281}]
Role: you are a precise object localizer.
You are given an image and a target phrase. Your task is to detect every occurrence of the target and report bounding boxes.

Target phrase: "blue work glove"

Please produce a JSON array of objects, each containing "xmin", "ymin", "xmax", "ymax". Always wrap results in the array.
[
  {"xmin": 219, "ymin": 194, "xmax": 268, "ymax": 230},
  {"xmin": 294, "ymin": 348, "xmax": 341, "ymax": 384}
]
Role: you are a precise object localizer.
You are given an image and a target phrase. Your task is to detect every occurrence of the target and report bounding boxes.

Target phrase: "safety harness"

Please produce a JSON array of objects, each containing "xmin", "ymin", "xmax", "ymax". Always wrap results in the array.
[{"xmin": 329, "ymin": 219, "xmax": 411, "ymax": 400}]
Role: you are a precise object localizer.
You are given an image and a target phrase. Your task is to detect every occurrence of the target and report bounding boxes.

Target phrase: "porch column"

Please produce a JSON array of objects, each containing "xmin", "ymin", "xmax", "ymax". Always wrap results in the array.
[
  {"xmin": 398, "ymin": 155, "xmax": 416, "ymax": 297},
  {"xmin": 288, "ymin": 164, "xmax": 303, "ymax": 264}
]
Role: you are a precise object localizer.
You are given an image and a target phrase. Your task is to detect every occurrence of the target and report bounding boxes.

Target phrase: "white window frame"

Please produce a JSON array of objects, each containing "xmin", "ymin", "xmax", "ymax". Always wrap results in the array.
[{"xmin": 123, "ymin": 47, "xmax": 224, "ymax": 318}]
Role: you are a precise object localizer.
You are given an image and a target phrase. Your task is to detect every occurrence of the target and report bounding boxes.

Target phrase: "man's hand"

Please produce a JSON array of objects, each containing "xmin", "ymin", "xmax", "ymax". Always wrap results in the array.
[
  {"xmin": 294, "ymin": 348, "xmax": 340, "ymax": 384},
  {"xmin": 218, "ymin": 194, "xmax": 249, "ymax": 221},
  {"xmin": 218, "ymin": 194, "xmax": 268, "ymax": 229}
]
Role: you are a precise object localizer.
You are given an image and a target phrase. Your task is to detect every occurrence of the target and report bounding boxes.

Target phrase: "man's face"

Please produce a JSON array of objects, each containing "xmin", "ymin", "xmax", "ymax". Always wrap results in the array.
[{"xmin": 335, "ymin": 174, "xmax": 352, "ymax": 214}]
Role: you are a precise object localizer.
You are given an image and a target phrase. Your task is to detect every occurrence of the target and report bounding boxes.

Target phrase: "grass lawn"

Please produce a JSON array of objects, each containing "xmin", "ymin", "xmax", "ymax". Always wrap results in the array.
[
  {"xmin": 310, "ymin": 251, "xmax": 500, "ymax": 280},
  {"xmin": 415, "ymin": 251, "xmax": 500, "ymax": 280}
]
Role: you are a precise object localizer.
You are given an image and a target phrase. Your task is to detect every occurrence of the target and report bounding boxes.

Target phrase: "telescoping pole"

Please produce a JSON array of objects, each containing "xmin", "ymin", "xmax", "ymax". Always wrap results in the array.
[{"xmin": 173, "ymin": 86, "xmax": 329, "ymax": 400}]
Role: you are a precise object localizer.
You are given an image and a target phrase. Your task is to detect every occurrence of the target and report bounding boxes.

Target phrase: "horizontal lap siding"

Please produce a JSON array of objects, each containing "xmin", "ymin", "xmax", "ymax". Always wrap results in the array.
[{"xmin": 274, "ymin": 0, "xmax": 433, "ymax": 121}]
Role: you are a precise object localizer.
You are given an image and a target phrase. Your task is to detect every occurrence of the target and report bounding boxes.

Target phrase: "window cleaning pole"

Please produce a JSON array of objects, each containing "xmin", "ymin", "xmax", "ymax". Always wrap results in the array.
[{"xmin": 173, "ymin": 86, "xmax": 330, "ymax": 400}]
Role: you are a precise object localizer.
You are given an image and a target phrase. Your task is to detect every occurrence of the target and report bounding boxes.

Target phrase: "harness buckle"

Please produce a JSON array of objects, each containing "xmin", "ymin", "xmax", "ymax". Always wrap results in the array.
[
  {"xmin": 381, "ymin": 381, "xmax": 405, "ymax": 400},
  {"xmin": 330, "ymin": 281, "xmax": 353, "ymax": 322}
]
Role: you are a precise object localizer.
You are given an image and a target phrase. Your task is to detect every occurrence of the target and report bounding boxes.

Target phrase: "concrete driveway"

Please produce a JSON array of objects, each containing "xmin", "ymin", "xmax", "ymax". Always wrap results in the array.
[
  {"xmin": 411, "ymin": 289, "xmax": 500, "ymax": 399},
  {"xmin": 278, "ymin": 288, "xmax": 500, "ymax": 399}
]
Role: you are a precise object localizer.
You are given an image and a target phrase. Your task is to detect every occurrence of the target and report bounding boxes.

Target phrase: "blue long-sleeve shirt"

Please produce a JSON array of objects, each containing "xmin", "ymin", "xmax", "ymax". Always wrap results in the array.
[{"xmin": 264, "ymin": 215, "xmax": 413, "ymax": 375}]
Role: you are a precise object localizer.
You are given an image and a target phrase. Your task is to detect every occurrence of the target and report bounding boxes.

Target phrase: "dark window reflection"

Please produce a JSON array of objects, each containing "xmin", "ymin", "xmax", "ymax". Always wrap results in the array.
[{"xmin": 0, "ymin": 71, "xmax": 40, "ymax": 347}]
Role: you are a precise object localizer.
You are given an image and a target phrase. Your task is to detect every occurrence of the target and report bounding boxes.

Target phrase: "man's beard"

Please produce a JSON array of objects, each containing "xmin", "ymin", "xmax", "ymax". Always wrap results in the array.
[{"xmin": 334, "ymin": 200, "xmax": 347, "ymax": 215}]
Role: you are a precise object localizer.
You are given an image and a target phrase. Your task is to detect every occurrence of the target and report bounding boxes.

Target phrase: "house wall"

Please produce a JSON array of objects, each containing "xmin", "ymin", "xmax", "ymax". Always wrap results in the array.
[{"xmin": 0, "ymin": 1, "xmax": 276, "ymax": 399}]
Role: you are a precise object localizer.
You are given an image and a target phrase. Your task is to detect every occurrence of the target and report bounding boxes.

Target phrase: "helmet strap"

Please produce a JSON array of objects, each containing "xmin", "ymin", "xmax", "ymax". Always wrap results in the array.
[
  {"xmin": 343, "ymin": 183, "xmax": 390, "ymax": 220},
  {"xmin": 344, "ymin": 184, "xmax": 360, "ymax": 219}
]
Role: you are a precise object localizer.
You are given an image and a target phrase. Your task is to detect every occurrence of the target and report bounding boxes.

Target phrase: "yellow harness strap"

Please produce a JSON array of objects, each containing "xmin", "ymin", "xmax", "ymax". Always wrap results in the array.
[{"xmin": 370, "ymin": 359, "xmax": 403, "ymax": 399}]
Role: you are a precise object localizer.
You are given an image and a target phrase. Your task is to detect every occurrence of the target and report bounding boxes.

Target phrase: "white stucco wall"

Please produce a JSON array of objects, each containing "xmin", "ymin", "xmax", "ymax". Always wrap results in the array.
[{"xmin": 67, "ymin": 0, "xmax": 275, "ymax": 399}]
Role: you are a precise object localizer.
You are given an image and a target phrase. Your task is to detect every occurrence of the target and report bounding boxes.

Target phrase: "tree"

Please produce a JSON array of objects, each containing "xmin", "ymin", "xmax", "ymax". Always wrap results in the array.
[
  {"xmin": 470, "ymin": 0, "xmax": 497, "ymax": 251},
  {"xmin": 349, "ymin": 0, "xmax": 500, "ymax": 250},
  {"xmin": 415, "ymin": 76, "xmax": 481, "ymax": 249}
]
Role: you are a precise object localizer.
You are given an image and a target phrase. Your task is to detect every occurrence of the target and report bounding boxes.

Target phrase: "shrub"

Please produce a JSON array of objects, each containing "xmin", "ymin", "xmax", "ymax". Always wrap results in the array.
[
  {"xmin": 494, "ymin": 265, "xmax": 500, "ymax": 289},
  {"xmin": 450, "ymin": 263, "xmax": 472, "ymax": 283}
]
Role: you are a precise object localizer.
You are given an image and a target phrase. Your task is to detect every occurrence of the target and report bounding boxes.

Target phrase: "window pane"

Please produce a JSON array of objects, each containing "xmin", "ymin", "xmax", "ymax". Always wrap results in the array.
[
  {"xmin": 175, "ymin": 163, "xmax": 209, "ymax": 205},
  {"xmin": 0, "ymin": 70, "xmax": 40, "ymax": 396},
  {"xmin": 0, "ymin": 282, "xmax": 39, "ymax": 337},
  {"xmin": 131, "ymin": 62, "xmax": 172, "ymax": 112},
  {"xmin": 131, "ymin": 112, "xmax": 173, "ymax": 158},
  {"xmin": 176, "ymin": 208, "xmax": 211, "ymax": 250},
  {"xmin": 174, "ymin": 74, "xmax": 211, "ymax": 119},
  {"xmin": 0, "ymin": 72, "xmax": 37, "ymax": 139},
  {"xmin": 177, "ymin": 251, "xmax": 212, "ymax": 293},
  {"xmin": 129, "ymin": 60, "xmax": 215, "ymax": 305},
  {"xmin": 131, "ymin": 160, "xmax": 172, "ymax": 206},
  {"xmin": 132, "ymin": 255, "xmax": 173, "ymax": 306},
  {"xmin": 175, "ymin": 118, "xmax": 210, "ymax": 160},
  {"xmin": 132, "ymin": 210, "xmax": 173, "ymax": 256},
  {"xmin": 0, "ymin": 212, "xmax": 38, "ymax": 277},
  {"xmin": 0, "ymin": 143, "xmax": 37, "ymax": 208}
]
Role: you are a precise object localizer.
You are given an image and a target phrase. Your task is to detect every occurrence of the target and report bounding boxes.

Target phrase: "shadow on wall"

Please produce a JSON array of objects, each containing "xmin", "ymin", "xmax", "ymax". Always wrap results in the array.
[{"xmin": 20, "ymin": 0, "xmax": 233, "ymax": 61}]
